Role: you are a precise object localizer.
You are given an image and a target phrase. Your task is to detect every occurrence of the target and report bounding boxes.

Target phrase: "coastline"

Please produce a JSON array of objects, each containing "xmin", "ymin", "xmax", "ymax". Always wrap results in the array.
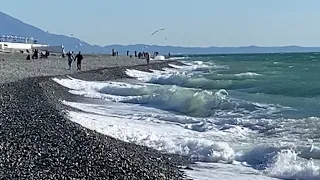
[
  {"xmin": 0, "ymin": 54, "xmax": 190, "ymax": 179},
  {"xmin": 0, "ymin": 53, "xmax": 181, "ymax": 84}
]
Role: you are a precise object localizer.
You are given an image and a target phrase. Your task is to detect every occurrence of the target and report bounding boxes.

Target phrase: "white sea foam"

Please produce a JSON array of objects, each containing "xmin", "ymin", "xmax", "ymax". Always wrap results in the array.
[
  {"xmin": 170, "ymin": 61, "xmax": 228, "ymax": 72},
  {"xmin": 185, "ymin": 162, "xmax": 278, "ymax": 180},
  {"xmin": 64, "ymin": 102, "xmax": 320, "ymax": 180},
  {"xmin": 66, "ymin": 109, "xmax": 239, "ymax": 162},
  {"xmin": 169, "ymin": 56, "xmax": 188, "ymax": 60},
  {"xmin": 52, "ymin": 59, "xmax": 320, "ymax": 180},
  {"xmin": 267, "ymin": 150, "xmax": 320, "ymax": 180},
  {"xmin": 53, "ymin": 77, "xmax": 281, "ymax": 119},
  {"xmin": 125, "ymin": 68, "xmax": 262, "ymax": 91},
  {"xmin": 125, "ymin": 68, "xmax": 220, "ymax": 89},
  {"xmin": 235, "ymin": 72, "xmax": 262, "ymax": 77}
]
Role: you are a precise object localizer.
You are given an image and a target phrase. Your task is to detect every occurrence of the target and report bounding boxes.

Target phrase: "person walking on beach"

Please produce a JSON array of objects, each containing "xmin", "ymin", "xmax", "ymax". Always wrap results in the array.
[
  {"xmin": 66, "ymin": 51, "xmax": 74, "ymax": 70},
  {"xmin": 75, "ymin": 51, "xmax": 84, "ymax": 71},
  {"xmin": 32, "ymin": 49, "xmax": 39, "ymax": 59},
  {"xmin": 146, "ymin": 52, "xmax": 150, "ymax": 65}
]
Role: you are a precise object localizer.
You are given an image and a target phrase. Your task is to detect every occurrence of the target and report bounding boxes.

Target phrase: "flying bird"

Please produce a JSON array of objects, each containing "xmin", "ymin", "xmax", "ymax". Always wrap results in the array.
[{"xmin": 151, "ymin": 28, "xmax": 165, "ymax": 35}]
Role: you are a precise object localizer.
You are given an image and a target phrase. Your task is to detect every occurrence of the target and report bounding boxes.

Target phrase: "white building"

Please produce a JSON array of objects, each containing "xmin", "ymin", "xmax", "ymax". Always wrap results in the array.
[{"xmin": 0, "ymin": 35, "xmax": 65, "ymax": 54}]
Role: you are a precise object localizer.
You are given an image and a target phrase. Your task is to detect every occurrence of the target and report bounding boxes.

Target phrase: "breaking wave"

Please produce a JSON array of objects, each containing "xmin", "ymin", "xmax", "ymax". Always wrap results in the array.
[
  {"xmin": 52, "ymin": 56, "xmax": 320, "ymax": 180},
  {"xmin": 53, "ymin": 77, "xmax": 281, "ymax": 118}
]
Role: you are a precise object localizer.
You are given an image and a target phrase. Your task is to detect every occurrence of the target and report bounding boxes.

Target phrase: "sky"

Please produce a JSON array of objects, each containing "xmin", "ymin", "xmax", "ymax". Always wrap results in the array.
[{"xmin": 1, "ymin": 0, "xmax": 320, "ymax": 47}]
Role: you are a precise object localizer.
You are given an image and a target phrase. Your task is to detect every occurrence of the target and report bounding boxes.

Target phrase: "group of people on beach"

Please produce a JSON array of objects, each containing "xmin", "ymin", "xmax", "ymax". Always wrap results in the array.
[
  {"xmin": 25, "ymin": 49, "xmax": 50, "ymax": 60},
  {"xmin": 27, "ymin": 49, "xmax": 84, "ymax": 70},
  {"xmin": 125, "ymin": 50, "xmax": 160, "ymax": 59},
  {"xmin": 111, "ymin": 49, "xmax": 119, "ymax": 56},
  {"xmin": 24, "ymin": 47, "xmax": 163, "ymax": 71},
  {"xmin": 23, "ymin": 49, "xmax": 84, "ymax": 71},
  {"xmin": 66, "ymin": 51, "xmax": 84, "ymax": 70},
  {"xmin": 135, "ymin": 51, "xmax": 150, "ymax": 64},
  {"xmin": 113, "ymin": 49, "xmax": 151, "ymax": 64}
]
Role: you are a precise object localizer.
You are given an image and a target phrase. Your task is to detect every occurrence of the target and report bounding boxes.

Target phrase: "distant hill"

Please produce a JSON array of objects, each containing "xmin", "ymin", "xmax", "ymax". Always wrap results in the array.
[
  {"xmin": 1, "ymin": 11, "xmax": 320, "ymax": 55},
  {"xmin": 0, "ymin": 11, "xmax": 101, "ymax": 53}
]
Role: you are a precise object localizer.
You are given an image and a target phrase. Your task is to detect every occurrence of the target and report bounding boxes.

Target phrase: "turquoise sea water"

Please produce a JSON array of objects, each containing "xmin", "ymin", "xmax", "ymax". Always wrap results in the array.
[
  {"xmin": 180, "ymin": 53, "xmax": 320, "ymax": 119},
  {"xmin": 55, "ymin": 53, "xmax": 320, "ymax": 180}
]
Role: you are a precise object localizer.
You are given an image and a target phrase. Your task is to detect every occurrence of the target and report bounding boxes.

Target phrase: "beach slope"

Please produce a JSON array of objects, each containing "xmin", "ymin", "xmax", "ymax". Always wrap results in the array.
[{"xmin": 0, "ymin": 54, "xmax": 189, "ymax": 179}]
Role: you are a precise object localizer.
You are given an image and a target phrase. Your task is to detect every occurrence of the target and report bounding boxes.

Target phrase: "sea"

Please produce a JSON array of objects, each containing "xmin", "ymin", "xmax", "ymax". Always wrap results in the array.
[{"xmin": 53, "ymin": 53, "xmax": 320, "ymax": 180}]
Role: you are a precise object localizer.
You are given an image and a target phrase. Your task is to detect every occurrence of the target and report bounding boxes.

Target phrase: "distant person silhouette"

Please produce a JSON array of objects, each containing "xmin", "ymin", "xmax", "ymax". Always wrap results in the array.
[
  {"xmin": 112, "ymin": 49, "xmax": 115, "ymax": 56},
  {"xmin": 32, "ymin": 49, "xmax": 39, "ymax": 59},
  {"xmin": 66, "ymin": 51, "xmax": 74, "ymax": 70},
  {"xmin": 75, "ymin": 51, "xmax": 83, "ymax": 71},
  {"xmin": 146, "ymin": 53, "xmax": 150, "ymax": 65},
  {"xmin": 26, "ymin": 54, "xmax": 31, "ymax": 60}
]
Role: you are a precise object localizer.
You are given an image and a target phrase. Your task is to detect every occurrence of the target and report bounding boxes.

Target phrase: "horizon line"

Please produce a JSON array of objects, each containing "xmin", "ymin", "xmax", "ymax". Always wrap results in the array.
[{"xmin": 94, "ymin": 44, "xmax": 320, "ymax": 48}]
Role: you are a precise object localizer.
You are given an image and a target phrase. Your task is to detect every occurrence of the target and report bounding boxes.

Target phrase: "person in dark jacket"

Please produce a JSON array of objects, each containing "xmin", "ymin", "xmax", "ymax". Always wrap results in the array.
[
  {"xmin": 66, "ymin": 51, "xmax": 74, "ymax": 70},
  {"xmin": 75, "ymin": 51, "xmax": 83, "ymax": 71}
]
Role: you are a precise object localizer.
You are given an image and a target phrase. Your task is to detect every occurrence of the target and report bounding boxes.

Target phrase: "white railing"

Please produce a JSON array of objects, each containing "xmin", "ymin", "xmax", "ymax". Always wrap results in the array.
[{"xmin": 0, "ymin": 35, "xmax": 37, "ymax": 44}]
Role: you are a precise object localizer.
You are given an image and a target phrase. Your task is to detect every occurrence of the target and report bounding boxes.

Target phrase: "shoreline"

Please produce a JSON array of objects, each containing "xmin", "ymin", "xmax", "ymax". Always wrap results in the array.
[
  {"xmin": 0, "ymin": 53, "xmax": 183, "ymax": 84},
  {"xmin": 0, "ymin": 56, "xmax": 191, "ymax": 179}
]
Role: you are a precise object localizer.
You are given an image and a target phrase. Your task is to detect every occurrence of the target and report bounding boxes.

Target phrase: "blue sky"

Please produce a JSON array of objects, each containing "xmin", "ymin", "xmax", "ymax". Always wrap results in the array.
[{"xmin": 1, "ymin": 0, "xmax": 320, "ymax": 47}]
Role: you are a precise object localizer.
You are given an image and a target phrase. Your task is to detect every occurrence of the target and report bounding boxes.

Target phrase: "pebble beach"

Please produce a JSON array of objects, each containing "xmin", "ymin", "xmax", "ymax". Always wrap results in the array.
[{"xmin": 0, "ymin": 53, "xmax": 190, "ymax": 179}]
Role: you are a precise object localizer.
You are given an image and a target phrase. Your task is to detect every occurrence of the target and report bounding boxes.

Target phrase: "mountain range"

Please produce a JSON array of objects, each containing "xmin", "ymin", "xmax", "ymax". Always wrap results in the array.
[{"xmin": 1, "ymin": 11, "xmax": 320, "ymax": 55}]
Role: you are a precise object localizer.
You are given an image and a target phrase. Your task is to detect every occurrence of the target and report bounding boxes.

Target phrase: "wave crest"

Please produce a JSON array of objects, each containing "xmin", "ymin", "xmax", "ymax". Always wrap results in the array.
[
  {"xmin": 123, "ymin": 88, "xmax": 229, "ymax": 117},
  {"xmin": 267, "ymin": 149, "xmax": 320, "ymax": 180}
]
